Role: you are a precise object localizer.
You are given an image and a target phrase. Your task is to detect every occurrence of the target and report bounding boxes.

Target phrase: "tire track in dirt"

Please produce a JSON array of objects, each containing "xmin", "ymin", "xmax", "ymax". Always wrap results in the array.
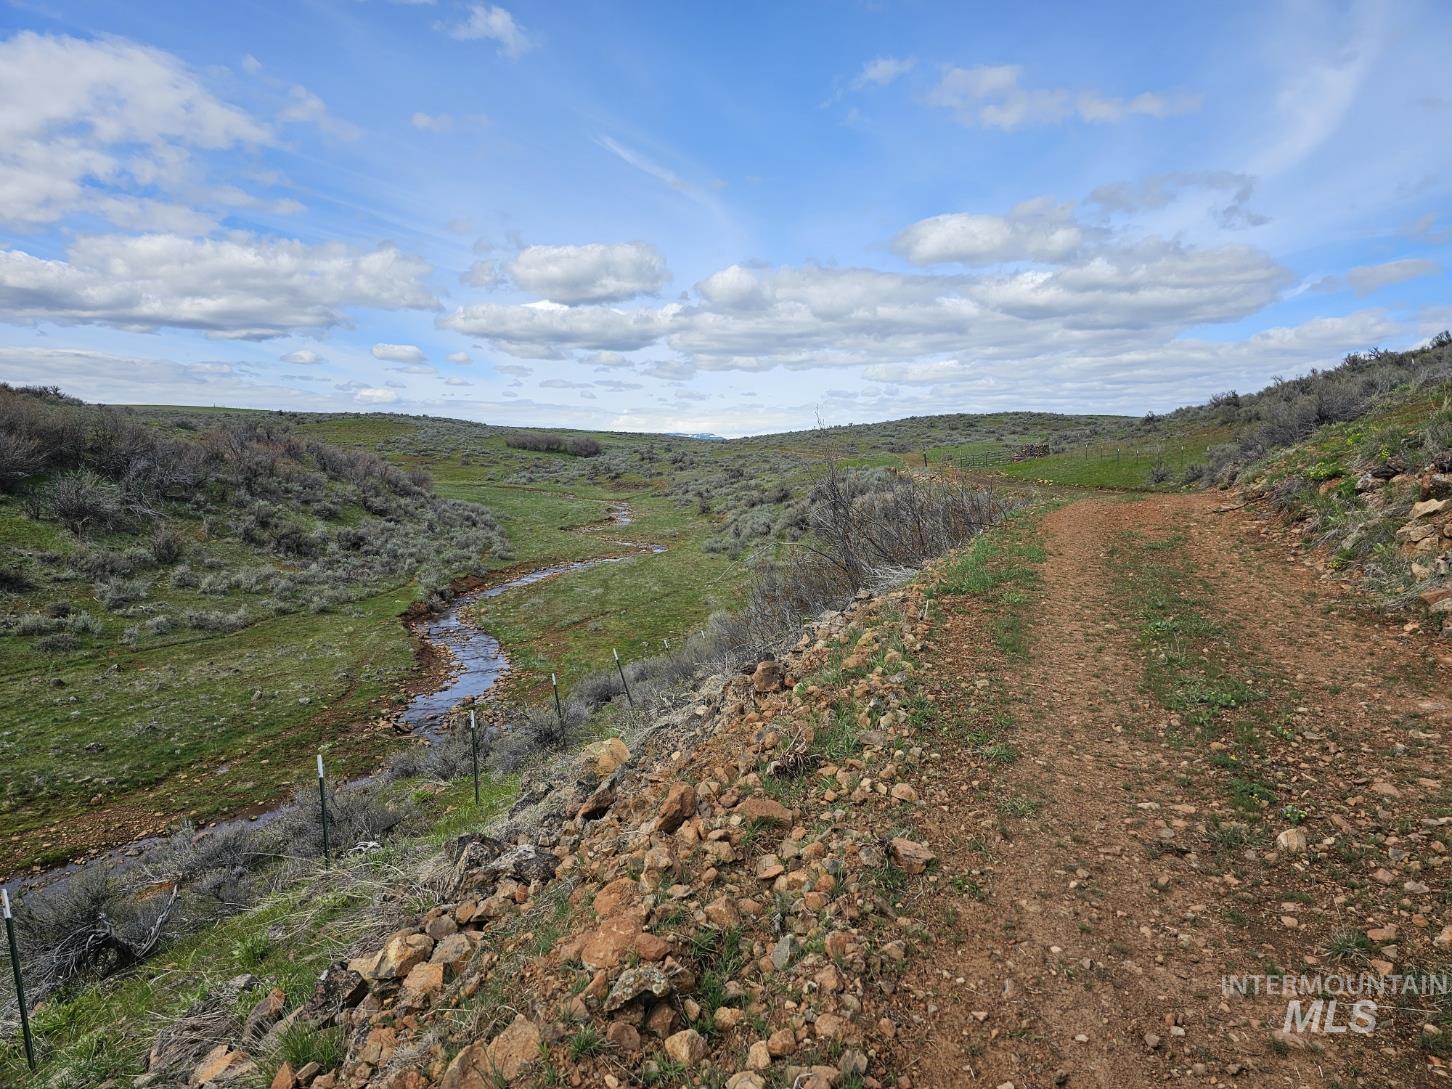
[{"xmin": 886, "ymin": 493, "xmax": 1451, "ymax": 1088}]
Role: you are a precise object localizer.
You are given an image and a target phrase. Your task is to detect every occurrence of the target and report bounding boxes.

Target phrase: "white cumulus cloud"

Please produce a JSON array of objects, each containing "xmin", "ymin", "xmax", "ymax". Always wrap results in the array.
[
  {"xmin": 462, "ymin": 260, "xmax": 501, "ymax": 288},
  {"xmin": 0, "ymin": 233, "xmax": 436, "ymax": 339},
  {"xmin": 280, "ymin": 349, "xmax": 323, "ymax": 364},
  {"xmin": 446, "ymin": 4, "xmax": 530, "ymax": 58},
  {"xmin": 354, "ymin": 387, "xmax": 400, "ymax": 404},
  {"xmin": 506, "ymin": 242, "xmax": 669, "ymax": 304},
  {"xmin": 1088, "ymin": 172, "xmax": 1268, "ymax": 229},
  {"xmin": 893, "ymin": 202, "xmax": 1083, "ymax": 265},
  {"xmin": 440, "ymin": 299, "xmax": 676, "ymax": 357},
  {"xmin": 0, "ymin": 31, "xmax": 268, "ymax": 229},
  {"xmin": 371, "ymin": 342, "xmax": 427, "ymax": 363},
  {"xmin": 695, "ymin": 265, "xmax": 773, "ymax": 311},
  {"xmin": 439, "ymin": 231, "xmax": 1291, "ymax": 377}
]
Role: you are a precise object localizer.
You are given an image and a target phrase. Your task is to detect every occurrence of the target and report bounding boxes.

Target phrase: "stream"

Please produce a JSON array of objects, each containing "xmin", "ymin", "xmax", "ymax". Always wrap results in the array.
[
  {"xmin": 2, "ymin": 502, "xmax": 664, "ymax": 898},
  {"xmin": 402, "ymin": 504, "xmax": 664, "ymax": 736}
]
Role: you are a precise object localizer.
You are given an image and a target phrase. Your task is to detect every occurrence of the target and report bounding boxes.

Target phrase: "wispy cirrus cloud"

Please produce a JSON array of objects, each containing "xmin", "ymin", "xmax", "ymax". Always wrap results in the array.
[
  {"xmin": 593, "ymin": 136, "xmax": 735, "ymax": 231},
  {"xmin": 1343, "ymin": 259, "xmax": 1441, "ymax": 296},
  {"xmin": 926, "ymin": 64, "xmax": 1200, "ymax": 130},
  {"xmin": 277, "ymin": 84, "xmax": 361, "ymax": 141},
  {"xmin": 854, "ymin": 56, "xmax": 915, "ymax": 89},
  {"xmin": 1088, "ymin": 172, "xmax": 1268, "ymax": 230},
  {"xmin": 596, "ymin": 136, "xmax": 692, "ymax": 193}
]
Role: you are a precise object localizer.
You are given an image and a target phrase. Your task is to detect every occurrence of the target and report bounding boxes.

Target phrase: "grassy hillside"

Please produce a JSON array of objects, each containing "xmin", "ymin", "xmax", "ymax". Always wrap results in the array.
[
  {"xmin": 825, "ymin": 336, "xmax": 1452, "ymax": 493},
  {"xmin": 0, "ymin": 391, "xmax": 508, "ymax": 869},
  {"xmin": 1, "ymin": 398, "xmax": 830, "ymax": 869},
  {"xmin": 1238, "ymin": 381, "xmax": 1452, "ymax": 619}
]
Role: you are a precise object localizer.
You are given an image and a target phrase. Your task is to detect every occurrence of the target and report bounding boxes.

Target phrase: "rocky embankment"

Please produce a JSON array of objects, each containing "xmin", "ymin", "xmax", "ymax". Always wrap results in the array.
[
  {"xmin": 1244, "ymin": 458, "xmax": 1452, "ymax": 633},
  {"xmin": 172, "ymin": 580, "xmax": 942, "ymax": 1089}
]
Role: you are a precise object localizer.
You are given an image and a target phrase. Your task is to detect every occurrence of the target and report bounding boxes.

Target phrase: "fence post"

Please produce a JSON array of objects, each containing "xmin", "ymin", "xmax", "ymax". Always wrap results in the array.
[
  {"xmin": 613, "ymin": 648, "xmax": 634, "ymax": 707},
  {"xmin": 2, "ymin": 889, "xmax": 36, "ymax": 1071},
  {"xmin": 552, "ymin": 672, "xmax": 566, "ymax": 730},
  {"xmin": 468, "ymin": 708, "xmax": 480, "ymax": 806},
  {"xmin": 316, "ymin": 753, "xmax": 330, "ymax": 868}
]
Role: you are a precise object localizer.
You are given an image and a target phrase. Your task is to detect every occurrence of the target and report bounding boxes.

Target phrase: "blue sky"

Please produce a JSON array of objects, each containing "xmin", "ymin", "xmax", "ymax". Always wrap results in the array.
[{"xmin": 1, "ymin": 0, "xmax": 1449, "ymax": 435}]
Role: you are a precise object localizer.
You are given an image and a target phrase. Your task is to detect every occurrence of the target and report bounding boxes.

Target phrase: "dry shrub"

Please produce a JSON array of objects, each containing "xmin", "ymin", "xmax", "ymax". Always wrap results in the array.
[{"xmin": 505, "ymin": 432, "xmax": 602, "ymax": 457}]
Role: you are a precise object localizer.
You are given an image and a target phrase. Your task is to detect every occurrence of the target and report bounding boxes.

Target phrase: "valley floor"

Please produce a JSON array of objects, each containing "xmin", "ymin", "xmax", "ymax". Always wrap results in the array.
[{"xmin": 888, "ymin": 493, "xmax": 1451, "ymax": 1086}]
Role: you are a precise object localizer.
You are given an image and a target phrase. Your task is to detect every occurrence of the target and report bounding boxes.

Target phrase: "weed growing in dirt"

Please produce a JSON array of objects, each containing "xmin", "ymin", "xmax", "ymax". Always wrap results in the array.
[
  {"xmin": 1327, "ymin": 929, "xmax": 1375, "ymax": 963},
  {"xmin": 997, "ymin": 795, "xmax": 1042, "ymax": 818}
]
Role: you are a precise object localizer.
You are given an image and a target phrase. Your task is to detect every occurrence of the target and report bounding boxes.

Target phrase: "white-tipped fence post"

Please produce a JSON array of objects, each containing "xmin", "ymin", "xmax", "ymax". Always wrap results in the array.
[
  {"xmin": 468, "ymin": 708, "xmax": 480, "ymax": 806},
  {"xmin": 551, "ymin": 672, "xmax": 566, "ymax": 730},
  {"xmin": 316, "ymin": 753, "xmax": 330, "ymax": 868},
  {"xmin": 3, "ymin": 889, "xmax": 36, "ymax": 1071},
  {"xmin": 613, "ymin": 648, "xmax": 634, "ymax": 707}
]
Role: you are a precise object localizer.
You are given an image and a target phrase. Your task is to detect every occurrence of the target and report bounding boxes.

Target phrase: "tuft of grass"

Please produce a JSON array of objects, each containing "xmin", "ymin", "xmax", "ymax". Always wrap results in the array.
[
  {"xmin": 950, "ymin": 874, "xmax": 989, "ymax": 901},
  {"xmin": 275, "ymin": 1024, "xmax": 345, "ymax": 1072},
  {"xmin": 869, "ymin": 860, "xmax": 908, "ymax": 898},
  {"xmin": 810, "ymin": 704, "xmax": 862, "ymax": 761},
  {"xmin": 1327, "ymin": 929, "xmax": 1375, "ymax": 963},
  {"xmin": 231, "ymin": 931, "xmax": 271, "ymax": 970},
  {"xmin": 1206, "ymin": 818, "xmax": 1255, "ymax": 853},
  {"xmin": 979, "ymin": 742, "xmax": 1020, "ymax": 764},
  {"xmin": 997, "ymin": 795, "xmax": 1041, "ymax": 818},
  {"xmin": 567, "ymin": 1024, "xmax": 605, "ymax": 1060},
  {"xmin": 690, "ymin": 925, "xmax": 746, "ymax": 1020}
]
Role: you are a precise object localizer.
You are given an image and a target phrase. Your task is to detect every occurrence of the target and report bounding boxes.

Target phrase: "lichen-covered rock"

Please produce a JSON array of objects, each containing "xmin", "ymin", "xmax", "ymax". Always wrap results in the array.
[{"xmin": 604, "ymin": 965, "xmax": 674, "ymax": 1012}]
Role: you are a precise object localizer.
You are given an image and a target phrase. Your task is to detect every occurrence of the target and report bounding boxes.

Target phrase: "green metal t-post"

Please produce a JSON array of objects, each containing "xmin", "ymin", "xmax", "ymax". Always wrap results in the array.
[{"xmin": 3, "ymin": 889, "xmax": 36, "ymax": 1071}]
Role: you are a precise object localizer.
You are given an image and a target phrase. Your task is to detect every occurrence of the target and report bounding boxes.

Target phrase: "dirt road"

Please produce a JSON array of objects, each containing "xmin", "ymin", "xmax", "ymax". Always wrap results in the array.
[{"xmin": 887, "ymin": 493, "xmax": 1451, "ymax": 1087}]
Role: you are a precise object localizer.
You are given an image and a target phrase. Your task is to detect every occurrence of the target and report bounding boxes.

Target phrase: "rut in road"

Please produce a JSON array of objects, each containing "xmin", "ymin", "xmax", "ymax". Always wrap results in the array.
[{"xmin": 884, "ymin": 492, "xmax": 1451, "ymax": 1089}]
